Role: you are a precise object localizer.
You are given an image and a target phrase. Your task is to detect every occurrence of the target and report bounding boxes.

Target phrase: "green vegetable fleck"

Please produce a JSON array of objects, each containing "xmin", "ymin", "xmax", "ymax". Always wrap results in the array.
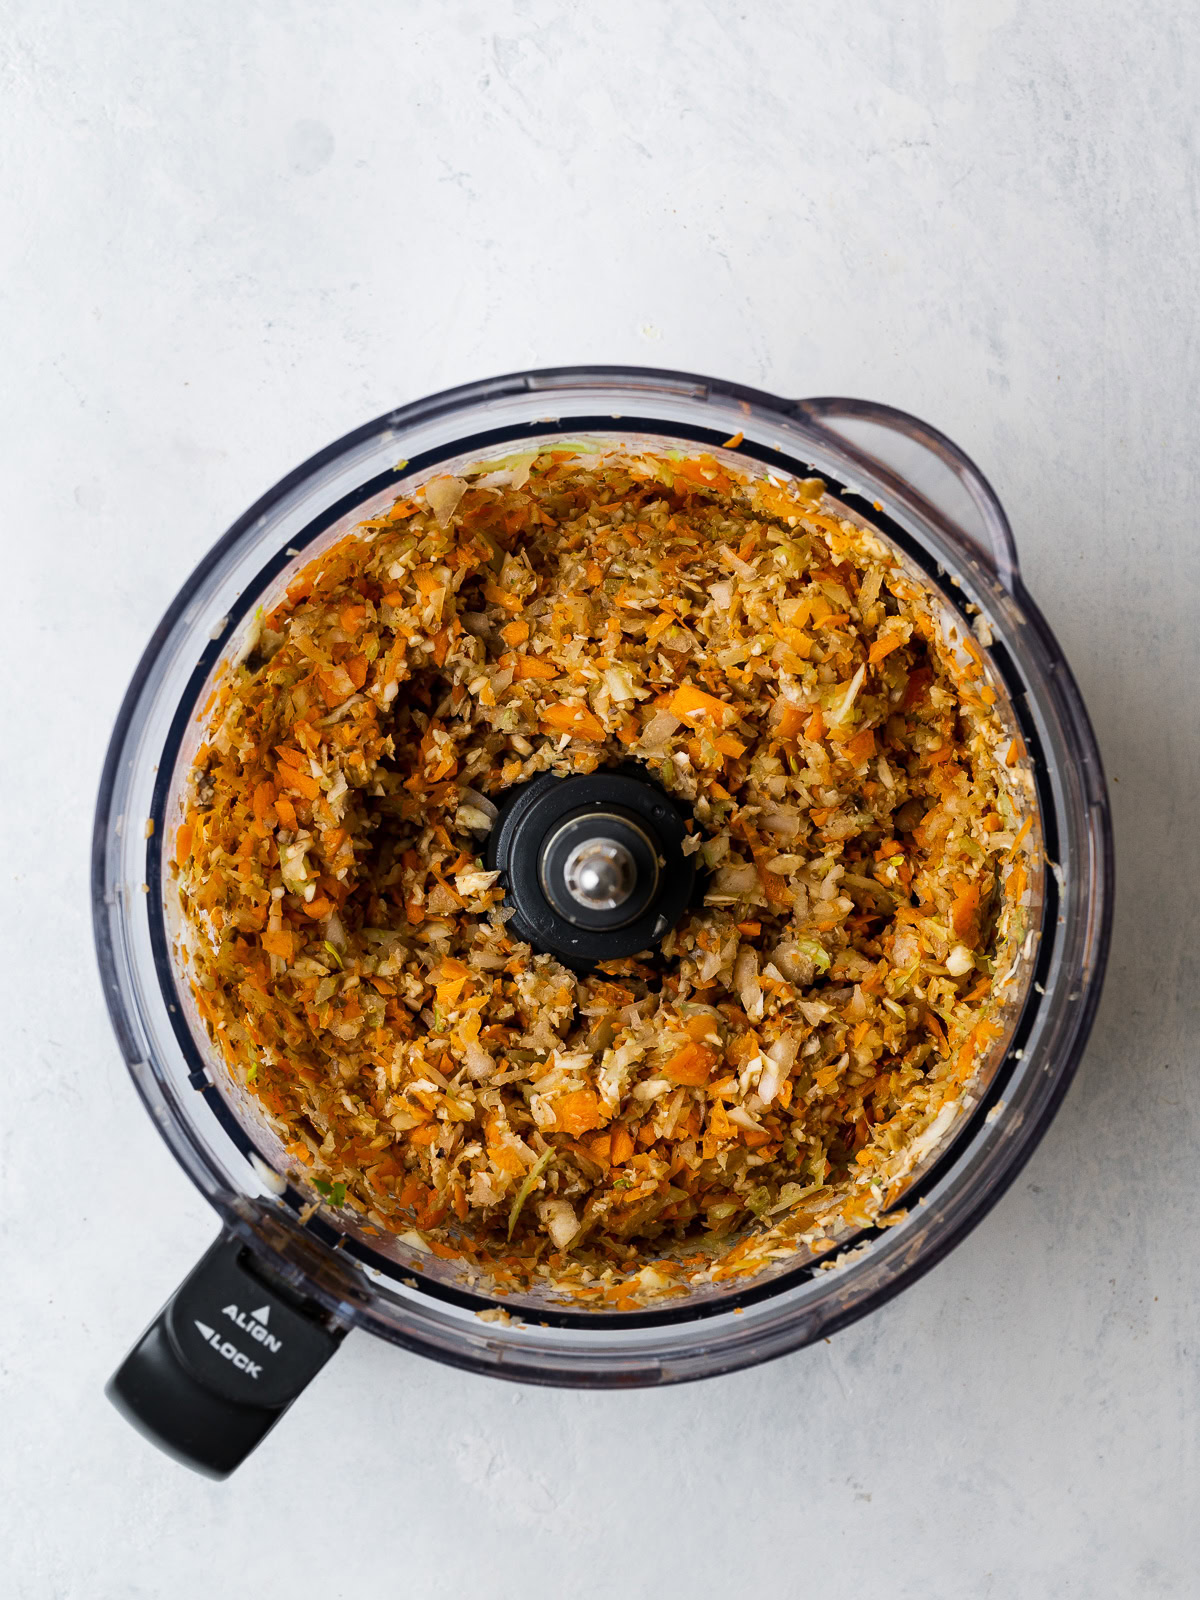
[{"xmin": 508, "ymin": 1149, "xmax": 554, "ymax": 1240}]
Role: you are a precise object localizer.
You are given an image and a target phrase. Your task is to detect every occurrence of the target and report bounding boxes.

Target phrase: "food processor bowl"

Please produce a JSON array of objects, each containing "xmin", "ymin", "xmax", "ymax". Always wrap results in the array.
[{"xmin": 94, "ymin": 367, "xmax": 1112, "ymax": 1476}]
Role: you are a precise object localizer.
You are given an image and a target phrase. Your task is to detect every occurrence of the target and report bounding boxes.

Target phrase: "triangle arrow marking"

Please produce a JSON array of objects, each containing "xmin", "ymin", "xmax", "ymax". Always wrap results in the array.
[
  {"xmin": 249, "ymin": 1305, "xmax": 270, "ymax": 1325},
  {"xmin": 194, "ymin": 1320, "xmax": 215, "ymax": 1341}
]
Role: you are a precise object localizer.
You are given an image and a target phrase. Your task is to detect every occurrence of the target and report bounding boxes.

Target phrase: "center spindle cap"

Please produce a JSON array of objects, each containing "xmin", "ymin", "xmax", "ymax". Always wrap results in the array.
[
  {"xmin": 484, "ymin": 768, "xmax": 697, "ymax": 968},
  {"xmin": 563, "ymin": 837, "xmax": 637, "ymax": 911},
  {"xmin": 540, "ymin": 808, "xmax": 659, "ymax": 931}
]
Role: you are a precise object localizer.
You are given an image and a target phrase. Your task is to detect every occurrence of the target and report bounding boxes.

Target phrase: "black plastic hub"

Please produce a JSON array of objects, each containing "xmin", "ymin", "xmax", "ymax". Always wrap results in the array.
[{"xmin": 485, "ymin": 768, "xmax": 697, "ymax": 968}]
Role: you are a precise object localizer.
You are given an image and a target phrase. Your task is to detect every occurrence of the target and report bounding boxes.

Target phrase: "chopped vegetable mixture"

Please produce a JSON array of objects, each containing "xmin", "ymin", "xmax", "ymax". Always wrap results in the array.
[{"xmin": 174, "ymin": 445, "xmax": 1035, "ymax": 1305}]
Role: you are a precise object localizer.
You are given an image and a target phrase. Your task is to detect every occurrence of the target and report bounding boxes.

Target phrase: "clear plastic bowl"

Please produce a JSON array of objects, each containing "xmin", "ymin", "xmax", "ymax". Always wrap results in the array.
[{"xmin": 94, "ymin": 367, "xmax": 1111, "ymax": 1461}]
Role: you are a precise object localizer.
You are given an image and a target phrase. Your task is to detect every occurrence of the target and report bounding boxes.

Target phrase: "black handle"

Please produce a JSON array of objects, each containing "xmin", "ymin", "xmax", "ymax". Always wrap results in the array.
[{"xmin": 107, "ymin": 1232, "xmax": 344, "ymax": 1478}]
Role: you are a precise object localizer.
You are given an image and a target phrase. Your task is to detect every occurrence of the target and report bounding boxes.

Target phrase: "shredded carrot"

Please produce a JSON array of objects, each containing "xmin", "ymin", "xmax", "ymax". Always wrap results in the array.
[
  {"xmin": 672, "ymin": 455, "xmax": 733, "ymax": 493},
  {"xmin": 950, "ymin": 881, "xmax": 982, "ymax": 943},
  {"xmin": 868, "ymin": 633, "xmax": 904, "ymax": 666},
  {"xmin": 551, "ymin": 1089, "xmax": 604, "ymax": 1137},
  {"xmin": 664, "ymin": 1040, "xmax": 718, "ymax": 1086},
  {"xmin": 280, "ymin": 765, "xmax": 320, "ymax": 800},
  {"xmin": 776, "ymin": 703, "xmax": 807, "ymax": 741},
  {"xmin": 846, "ymin": 727, "xmax": 876, "ymax": 763},
  {"xmin": 482, "ymin": 581, "xmax": 523, "ymax": 612},
  {"xmin": 251, "ymin": 781, "xmax": 276, "ymax": 823},
  {"xmin": 539, "ymin": 702, "xmax": 606, "ymax": 741},
  {"xmin": 1007, "ymin": 815, "xmax": 1033, "ymax": 859},
  {"xmin": 610, "ymin": 1125, "xmax": 635, "ymax": 1165},
  {"xmin": 669, "ymin": 682, "xmax": 736, "ymax": 727},
  {"xmin": 509, "ymin": 653, "xmax": 559, "ymax": 680}
]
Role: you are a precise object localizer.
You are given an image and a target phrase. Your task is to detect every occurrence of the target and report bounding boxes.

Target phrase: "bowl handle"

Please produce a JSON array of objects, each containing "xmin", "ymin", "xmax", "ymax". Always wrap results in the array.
[
  {"xmin": 792, "ymin": 397, "xmax": 1020, "ymax": 592},
  {"xmin": 106, "ymin": 1232, "xmax": 344, "ymax": 1478}
]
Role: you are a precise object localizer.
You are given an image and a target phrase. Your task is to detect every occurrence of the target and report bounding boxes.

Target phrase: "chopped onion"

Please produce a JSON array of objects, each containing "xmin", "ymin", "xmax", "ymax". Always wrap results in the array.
[
  {"xmin": 633, "ymin": 1075, "xmax": 672, "ymax": 1103},
  {"xmin": 711, "ymin": 862, "xmax": 758, "ymax": 896},
  {"xmin": 456, "ymin": 868, "xmax": 501, "ymax": 897},
  {"xmin": 770, "ymin": 941, "xmax": 815, "ymax": 985},
  {"xmin": 396, "ymin": 1229, "xmax": 432, "ymax": 1254},
  {"xmin": 765, "ymin": 853, "xmax": 803, "ymax": 874},
  {"xmin": 760, "ymin": 807, "xmax": 801, "ymax": 839},
  {"xmin": 756, "ymin": 1055, "xmax": 784, "ymax": 1106},
  {"xmin": 638, "ymin": 709, "xmax": 680, "ymax": 751},
  {"xmin": 830, "ymin": 664, "xmax": 866, "ymax": 724},
  {"xmin": 423, "ymin": 475, "xmax": 466, "ymax": 527},
  {"xmin": 946, "ymin": 944, "xmax": 975, "ymax": 976},
  {"xmin": 719, "ymin": 544, "xmax": 758, "ymax": 579},
  {"xmin": 766, "ymin": 1033, "xmax": 801, "ymax": 1072},
  {"xmin": 538, "ymin": 1198, "xmax": 580, "ymax": 1251},
  {"xmin": 734, "ymin": 946, "xmax": 764, "ymax": 1022},
  {"xmin": 603, "ymin": 665, "xmax": 637, "ymax": 703},
  {"xmin": 456, "ymin": 806, "xmax": 494, "ymax": 833},
  {"xmin": 696, "ymin": 946, "xmax": 724, "ymax": 982},
  {"xmin": 464, "ymin": 1038, "xmax": 496, "ymax": 1079}
]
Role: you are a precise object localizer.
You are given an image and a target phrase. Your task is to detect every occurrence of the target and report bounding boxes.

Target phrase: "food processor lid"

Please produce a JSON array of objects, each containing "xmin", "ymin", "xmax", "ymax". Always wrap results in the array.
[{"xmin": 94, "ymin": 366, "xmax": 1113, "ymax": 1474}]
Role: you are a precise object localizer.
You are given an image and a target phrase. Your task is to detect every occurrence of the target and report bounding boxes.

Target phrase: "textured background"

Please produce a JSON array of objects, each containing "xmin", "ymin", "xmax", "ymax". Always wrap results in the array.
[{"xmin": 3, "ymin": 2, "xmax": 1198, "ymax": 1596}]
